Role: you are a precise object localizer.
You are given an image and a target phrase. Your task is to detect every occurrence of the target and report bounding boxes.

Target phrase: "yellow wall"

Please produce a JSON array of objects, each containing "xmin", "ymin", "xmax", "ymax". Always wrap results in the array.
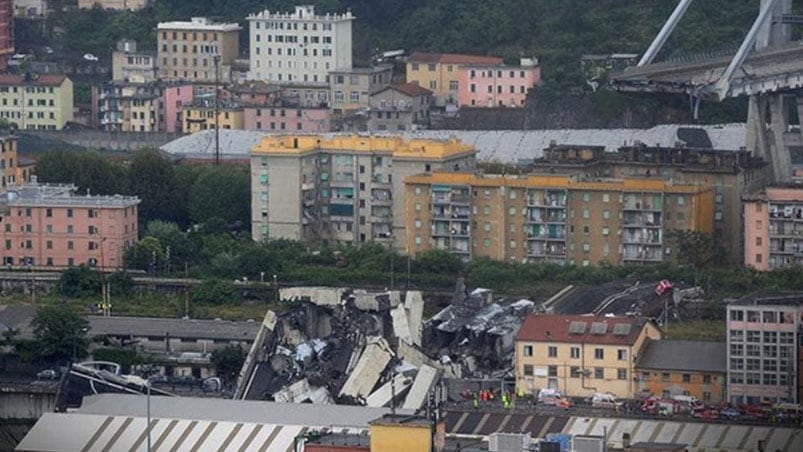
[
  {"xmin": 515, "ymin": 322, "xmax": 662, "ymax": 398},
  {"xmin": 635, "ymin": 368, "xmax": 726, "ymax": 403},
  {"xmin": 0, "ymin": 78, "xmax": 74, "ymax": 130},
  {"xmin": 370, "ymin": 423, "xmax": 431, "ymax": 452},
  {"xmin": 181, "ymin": 107, "xmax": 244, "ymax": 133}
]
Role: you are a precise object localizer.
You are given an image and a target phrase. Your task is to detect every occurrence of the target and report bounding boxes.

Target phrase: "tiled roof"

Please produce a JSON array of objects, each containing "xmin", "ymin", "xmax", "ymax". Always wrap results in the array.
[
  {"xmin": 635, "ymin": 340, "xmax": 726, "ymax": 373},
  {"xmin": 388, "ymin": 82, "xmax": 432, "ymax": 97},
  {"xmin": 408, "ymin": 51, "xmax": 503, "ymax": 65},
  {"xmin": 515, "ymin": 314, "xmax": 652, "ymax": 346},
  {"xmin": 0, "ymin": 74, "xmax": 67, "ymax": 86}
]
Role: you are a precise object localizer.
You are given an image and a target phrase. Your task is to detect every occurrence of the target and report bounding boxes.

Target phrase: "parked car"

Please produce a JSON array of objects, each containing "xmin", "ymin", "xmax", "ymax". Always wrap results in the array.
[
  {"xmin": 36, "ymin": 369, "xmax": 59, "ymax": 380},
  {"xmin": 590, "ymin": 392, "xmax": 623, "ymax": 409},
  {"xmin": 692, "ymin": 408, "xmax": 719, "ymax": 421},
  {"xmin": 83, "ymin": 53, "xmax": 98, "ymax": 62},
  {"xmin": 720, "ymin": 407, "xmax": 741, "ymax": 420}
]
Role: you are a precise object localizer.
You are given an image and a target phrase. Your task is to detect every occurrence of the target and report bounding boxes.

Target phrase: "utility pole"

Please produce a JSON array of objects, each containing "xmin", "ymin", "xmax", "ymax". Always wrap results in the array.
[{"xmin": 213, "ymin": 54, "xmax": 221, "ymax": 166}]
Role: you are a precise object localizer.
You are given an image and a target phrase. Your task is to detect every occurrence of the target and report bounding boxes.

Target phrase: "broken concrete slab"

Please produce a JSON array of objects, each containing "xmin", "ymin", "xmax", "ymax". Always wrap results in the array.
[
  {"xmin": 339, "ymin": 336, "xmax": 393, "ymax": 400},
  {"xmin": 391, "ymin": 304, "xmax": 413, "ymax": 345},
  {"xmin": 366, "ymin": 373, "xmax": 414, "ymax": 408},
  {"xmin": 402, "ymin": 365, "xmax": 441, "ymax": 411},
  {"xmin": 281, "ymin": 287, "xmax": 346, "ymax": 306},
  {"xmin": 404, "ymin": 291, "xmax": 424, "ymax": 347}
]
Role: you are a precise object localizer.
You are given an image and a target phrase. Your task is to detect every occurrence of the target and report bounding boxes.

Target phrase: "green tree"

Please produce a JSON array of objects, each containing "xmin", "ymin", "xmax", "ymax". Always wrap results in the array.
[
  {"xmin": 31, "ymin": 305, "xmax": 90, "ymax": 362},
  {"xmin": 59, "ymin": 265, "xmax": 102, "ymax": 298},
  {"xmin": 35, "ymin": 151, "xmax": 128, "ymax": 195},
  {"xmin": 190, "ymin": 279, "xmax": 240, "ymax": 305},
  {"xmin": 416, "ymin": 249, "xmax": 464, "ymax": 274},
  {"xmin": 210, "ymin": 345, "xmax": 245, "ymax": 385},
  {"xmin": 108, "ymin": 271, "xmax": 134, "ymax": 296},
  {"xmin": 124, "ymin": 236, "xmax": 165, "ymax": 272},
  {"xmin": 128, "ymin": 149, "xmax": 182, "ymax": 226},
  {"xmin": 188, "ymin": 167, "xmax": 250, "ymax": 227},
  {"xmin": 669, "ymin": 230, "xmax": 720, "ymax": 270}
]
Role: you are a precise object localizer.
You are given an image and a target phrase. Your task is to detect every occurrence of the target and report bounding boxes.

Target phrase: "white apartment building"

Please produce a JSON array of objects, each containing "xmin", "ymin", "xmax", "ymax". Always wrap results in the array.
[{"xmin": 247, "ymin": 5, "xmax": 354, "ymax": 84}]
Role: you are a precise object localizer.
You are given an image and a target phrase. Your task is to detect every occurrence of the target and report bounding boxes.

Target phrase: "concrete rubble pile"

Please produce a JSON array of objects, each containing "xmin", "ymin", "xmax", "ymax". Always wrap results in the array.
[{"xmin": 238, "ymin": 279, "xmax": 534, "ymax": 409}]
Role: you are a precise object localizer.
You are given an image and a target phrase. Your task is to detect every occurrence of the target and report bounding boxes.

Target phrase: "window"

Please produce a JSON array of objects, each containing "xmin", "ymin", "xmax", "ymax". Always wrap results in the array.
[
  {"xmin": 594, "ymin": 348, "xmax": 604, "ymax": 360},
  {"xmin": 570, "ymin": 347, "xmax": 580, "ymax": 359},
  {"xmin": 570, "ymin": 367, "xmax": 581, "ymax": 378},
  {"xmin": 602, "ymin": 193, "xmax": 610, "ymax": 203},
  {"xmin": 702, "ymin": 391, "xmax": 711, "ymax": 401},
  {"xmin": 523, "ymin": 364, "xmax": 533, "ymax": 376},
  {"xmin": 729, "ymin": 310, "xmax": 743, "ymax": 321},
  {"xmin": 594, "ymin": 368, "xmax": 604, "ymax": 379},
  {"xmin": 617, "ymin": 349, "xmax": 627, "ymax": 361},
  {"xmin": 523, "ymin": 345, "xmax": 533, "ymax": 357},
  {"xmin": 755, "ymin": 236, "xmax": 762, "ymax": 246},
  {"xmin": 67, "ymin": 241, "xmax": 73, "ymax": 250},
  {"xmin": 677, "ymin": 196, "xmax": 685, "ymax": 206},
  {"xmin": 617, "ymin": 369, "xmax": 627, "ymax": 380},
  {"xmin": 682, "ymin": 374, "xmax": 691, "ymax": 383},
  {"xmin": 46, "ymin": 208, "xmax": 52, "ymax": 217},
  {"xmin": 67, "ymin": 208, "xmax": 73, "ymax": 218},
  {"xmin": 46, "ymin": 240, "xmax": 52, "ymax": 250},
  {"xmin": 548, "ymin": 346, "xmax": 557, "ymax": 358},
  {"xmin": 548, "ymin": 365, "xmax": 557, "ymax": 377},
  {"xmin": 661, "ymin": 372, "xmax": 670, "ymax": 382}
]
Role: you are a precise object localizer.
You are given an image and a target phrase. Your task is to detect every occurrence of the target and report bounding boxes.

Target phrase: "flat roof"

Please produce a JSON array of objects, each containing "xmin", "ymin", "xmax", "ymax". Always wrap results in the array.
[
  {"xmin": 86, "ymin": 315, "xmax": 261, "ymax": 341},
  {"xmin": 252, "ymin": 135, "xmax": 476, "ymax": 161},
  {"xmin": 157, "ymin": 18, "xmax": 241, "ymax": 32},
  {"xmin": 4, "ymin": 183, "xmax": 139, "ymax": 208}
]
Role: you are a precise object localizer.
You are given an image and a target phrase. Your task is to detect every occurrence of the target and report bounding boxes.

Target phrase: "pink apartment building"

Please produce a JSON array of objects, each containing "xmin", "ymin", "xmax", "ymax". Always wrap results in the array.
[
  {"xmin": 743, "ymin": 186, "xmax": 803, "ymax": 271},
  {"xmin": 457, "ymin": 57, "xmax": 541, "ymax": 108},
  {"xmin": 244, "ymin": 106, "xmax": 330, "ymax": 133},
  {"xmin": 0, "ymin": 180, "xmax": 139, "ymax": 269},
  {"xmin": 163, "ymin": 83, "xmax": 194, "ymax": 133}
]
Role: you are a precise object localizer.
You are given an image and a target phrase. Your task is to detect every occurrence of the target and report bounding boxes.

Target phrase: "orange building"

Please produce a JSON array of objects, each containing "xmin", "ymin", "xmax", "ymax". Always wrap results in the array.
[
  {"xmin": 404, "ymin": 172, "xmax": 714, "ymax": 265},
  {"xmin": 635, "ymin": 340, "xmax": 727, "ymax": 403},
  {"xmin": 0, "ymin": 179, "xmax": 139, "ymax": 269}
]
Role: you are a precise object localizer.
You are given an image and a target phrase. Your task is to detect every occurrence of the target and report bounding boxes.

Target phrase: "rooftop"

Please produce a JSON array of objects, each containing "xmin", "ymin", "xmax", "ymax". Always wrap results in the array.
[
  {"xmin": 377, "ymin": 82, "xmax": 433, "ymax": 98},
  {"xmin": 248, "ymin": 5, "xmax": 354, "ymax": 21},
  {"xmin": 0, "ymin": 74, "xmax": 68, "ymax": 87},
  {"xmin": 408, "ymin": 51, "xmax": 503, "ymax": 65},
  {"xmin": 369, "ymin": 414, "xmax": 432, "ymax": 427},
  {"xmin": 331, "ymin": 65, "xmax": 393, "ymax": 75},
  {"xmin": 86, "ymin": 315, "xmax": 261, "ymax": 341},
  {"xmin": 2, "ymin": 181, "xmax": 139, "ymax": 208},
  {"xmin": 636, "ymin": 340, "xmax": 726, "ymax": 373},
  {"xmin": 405, "ymin": 172, "xmax": 711, "ymax": 194},
  {"xmin": 157, "ymin": 17, "xmax": 241, "ymax": 32},
  {"xmin": 252, "ymin": 134, "xmax": 476, "ymax": 161},
  {"xmin": 729, "ymin": 290, "xmax": 803, "ymax": 307},
  {"xmin": 515, "ymin": 314, "xmax": 654, "ymax": 346}
]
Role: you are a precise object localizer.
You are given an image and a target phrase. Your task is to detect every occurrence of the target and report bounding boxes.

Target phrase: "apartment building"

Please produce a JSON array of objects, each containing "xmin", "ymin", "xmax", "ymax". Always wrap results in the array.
[
  {"xmin": 0, "ymin": 179, "xmax": 139, "ymax": 269},
  {"xmin": 282, "ymin": 82, "xmax": 330, "ymax": 108},
  {"xmin": 0, "ymin": 0, "xmax": 12, "ymax": 70},
  {"xmin": 536, "ymin": 143, "xmax": 768, "ymax": 264},
  {"xmin": 515, "ymin": 314, "xmax": 661, "ymax": 398},
  {"xmin": 367, "ymin": 83, "xmax": 432, "ymax": 132},
  {"xmin": 163, "ymin": 83, "xmax": 194, "ymax": 133},
  {"xmin": 406, "ymin": 52, "xmax": 503, "ymax": 107},
  {"xmin": 244, "ymin": 105, "xmax": 330, "ymax": 133},
  {"xmin": 78, "ymin": 0, "xmax": 147, "ymax": 9},
  {"xmin": 248, "ymin": 5, "xmax": 354, "ymax": 84},
  {"xmin": 329, "ymin": 65, "xmax": 392, "ymax": 112},
  {"xmin": 157, "ymin": 17, "xmax": 240, "ymax": 83},
  {"xmin": 726, "ymin": 291, "xmax": 803, "ymax": 404},
  {"xmin": 0, "ymin": 74, "xmax": 73, "ymax": 130},
  {"xmin": 229, "ymin": 81, "xmax": 283, "ymax": 106},
  {"xmin": 250, "ymin": 135, "xmax": 476, "ymax": 249},
  {"xmin": 0, "ymin": 133, "xmax": 28, "ymax": 189},
  {"xmin": 457, "ymin": 57, "xmax": 540, "ymax": 107},
  {"xmin": 635, "ymin": 340, "xmax": 727, "ymax": 403},
  {"xmin": 111, "ymin": 39, "xmax": 157, "ymax": 83},
  {"xmin": 743, "ymin": 186, "xmax": 803, "ymax": 270},
  {"xmin": 180, "ymin": 101, "xmax": 244, "ymax": 133},
  {"xmin": 404, "ymin": 173, "xmax": 714, "ymax": 265},
  {"xmin": 93, "ymin": 81, "xmax": 163, "ymax": 132}
]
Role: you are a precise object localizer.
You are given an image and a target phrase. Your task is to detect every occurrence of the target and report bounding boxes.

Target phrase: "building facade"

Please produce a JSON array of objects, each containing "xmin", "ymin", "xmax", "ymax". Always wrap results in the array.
[
  {"xmin": 180, "ymin": 101, "xmax": 244, "ymax": 133},
  {"xmin": 367, "ymin": 83, "xmax": 432, "ymax": 132},
  {"xmin": 0, "ymin": 0, "xmax": 12, "ymax": 71},
  {"xmin": 329, "ymin": 65, "xmax": 392, "ymax": 113},
  {"xmin": 111, "ymin": 39, "xmax": 157, "ymax": 83},
  {"xmin": 726, "ymin": 291, "xmax": 803, "ymax": 404},
  {"xmin": 743, "ymin": 187, "xmax": 803, "ymax": 270},
  {"xmin": 248, "ymin": 5, "xmax": 354, "ymax": 84},
  {"xmin": 515, "ymin": 314, "xmax": 662, "ymax": 398},
  {"xmin": 536, "ymin": 143, "xmax": 768, "ymax": 264},
  {"xmin": 406, "ymin": 52, "xmax": 503, "ymax": 107},
  {"xmin": 0, "ymin": 74, "xmax": 73, "ymax": 130},
  {"xmin": 157, "ymin": 17, "xmax": 240, "ymax": 83},
  {"xmin": 456, "ymin": 58, "xmax": 540, "ymax": 108},
  {"xmin": 634, "ymin": 340, "xmax": 727, "ymax": 403},
  {"xmin": 404, "ymin": 173, "xmax": 714, "ymax": 265},
  {"xmin": 244, "ymin": 105, "xmax": 330, "ymax": 133},
  {"xmin": 163, "ymin": 83, "xmax": 194, "ymax": 133},
  {"xmin": 93, "ymin": 81, "xmax": 163, "ymax": 132},
  {"xmin": 78, "ymin": 0, "xmax": 147, "ymax": 9},
  {"xmin": 0, "ymin": 180, "xmax": 139, "ymax": 269},
  {"xmin": 250, "ymin": 135, "xmax": 476, "ymax": 250}
]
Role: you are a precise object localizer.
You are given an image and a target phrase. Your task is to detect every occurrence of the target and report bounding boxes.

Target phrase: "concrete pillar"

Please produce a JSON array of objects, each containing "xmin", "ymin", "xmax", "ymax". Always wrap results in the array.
[
  {"xmin": 769, "ymin": 94, "xmax": 793, "ymax": 182},
  {"xmin": 756, "ymin": 0, "xmax": 792, "ymax": 50}
]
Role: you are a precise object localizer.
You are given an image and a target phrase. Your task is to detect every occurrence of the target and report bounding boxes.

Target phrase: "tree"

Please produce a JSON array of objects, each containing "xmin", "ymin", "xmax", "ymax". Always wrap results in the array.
[
  {"xmin": 210, "ymin": 345, "xmax": 245, "ymax": 385},
  {"xmin": 35, "ymin": 151, "xmax": 128, "ymax": 195},
  {"xmin": 124, "ymin": 236, "xmax": 165, "ymax": 272},
  {"xmin": 190, "ymin": 279, "xmax": 240, "ymax": 305},
  {"xmin": 416, "ymin": 249, "xmax": 464, "ymax": 274},
  {"xmin": 59, "ymin": 265, "xmax": 102, "ymax": 298},
  {"xmin": 31, "ymin": 305, "xmax": 90, "ymax": 362},
  {"xmin": 128, "ymin": 149, "xmax": 182, "ymax": 225},
  {"xmin": 188, "ymin": 167, "xmax": 250, "ymax": 227},
  {"xmin": 669, "ymin": 230, "xmax": 720, "ymax": 270}
]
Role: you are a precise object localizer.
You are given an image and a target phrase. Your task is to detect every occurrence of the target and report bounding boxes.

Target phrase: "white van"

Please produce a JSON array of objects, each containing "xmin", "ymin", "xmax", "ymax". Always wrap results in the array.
[
  {"xmin": 591, "ymin": 392, "xmax": 623, "ymax": 409},
  {"xmin": 672, "ymin": 395, "xmax": 704, "ymax": 412}
]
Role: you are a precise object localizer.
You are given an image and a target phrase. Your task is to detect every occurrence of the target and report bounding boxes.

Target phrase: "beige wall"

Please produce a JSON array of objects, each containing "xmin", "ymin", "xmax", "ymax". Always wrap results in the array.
[
  {"xmin": 158, "ymin": 25, "xmax": 239, "ymax": 82},
  {"xmin": 0, "ymin": 78, "xmax": 74, "ymax": 130}
]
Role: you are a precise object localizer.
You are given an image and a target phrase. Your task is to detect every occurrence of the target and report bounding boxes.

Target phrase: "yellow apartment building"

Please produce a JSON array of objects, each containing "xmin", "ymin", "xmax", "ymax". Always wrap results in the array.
[
  {"xmin": 0, "ymin": 74, "xmax": 74, "ymax": 130},
  {"xmin": 515, "ymin": 314, "xmax": 662, "ymax": 398},
  {"xmin": 181, "ymin": 103, "xmax": 244, "ymax": 133},
  {"xmin": 406, "ymin": 52, "xmax": 503, "ymax": 106},
  {"xmin": 404, "ymin": 173, "xmax": 714, "ymax": 265},
  {"xmin": 157, "ymin": 17, "xmax": 240, "ymax": 83},
  {"xmin": 1, "ymin": 133, "xmax": 18, "ymax": 188},
  {"xmin": 250, "ymin": 135, "xmax": 476, "ymax": 249}
]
